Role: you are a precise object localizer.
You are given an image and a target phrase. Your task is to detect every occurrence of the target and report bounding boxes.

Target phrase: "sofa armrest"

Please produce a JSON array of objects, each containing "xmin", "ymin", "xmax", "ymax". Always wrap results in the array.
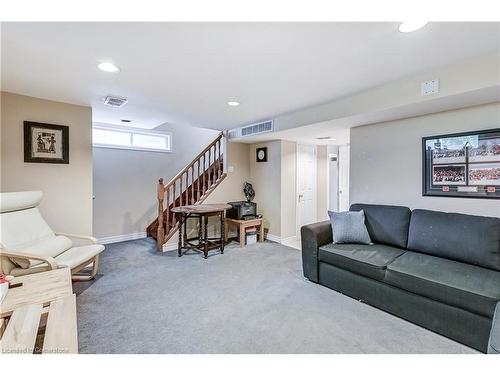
[
  {"xmin": 0, "ymin": 249, "xmax": 59, "ymax": 271},
  {"xmin": 300, "ymin": 220, "xmax": 332, "ymax": 282},
  {"xmin": 55, "ymin": 232, "xmax": 99, "ymax": 246},
  {"xmin": 488, "ymin": 302, "xmax": 500, "ymax": 354}
]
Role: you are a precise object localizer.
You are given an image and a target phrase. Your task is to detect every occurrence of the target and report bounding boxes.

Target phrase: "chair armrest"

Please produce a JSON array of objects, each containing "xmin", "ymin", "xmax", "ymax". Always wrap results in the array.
[
  {"xmin": 300, "ymin": 220, "xmax": 332, "ymax": 283},
  {"xmin": 55, "ymin": 232, "xmax": 99, "ymax": 246},
  {"xmin": 0, "ymin": 249, "xmax": 59, "ymax": 270},
  {"xmin": 488, "ymin": 302, "xmax": 500, "ymax": 354}
]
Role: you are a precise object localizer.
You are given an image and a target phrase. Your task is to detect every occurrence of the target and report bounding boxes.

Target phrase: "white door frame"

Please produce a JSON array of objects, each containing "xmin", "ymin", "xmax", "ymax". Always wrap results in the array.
[
  {"xmin": 296, "ymin": 143, "xmax": 317, "ymax": 239},
  {"xmin": 338, "ymin": 144, "xmax": 350, "ymax": 212}
]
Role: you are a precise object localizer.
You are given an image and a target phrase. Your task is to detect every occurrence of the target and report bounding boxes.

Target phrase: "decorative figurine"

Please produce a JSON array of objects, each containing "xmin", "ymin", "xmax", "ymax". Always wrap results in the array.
[{"xmin": 243, "ymin": 182, "xmax": 255, "ymax": 202}]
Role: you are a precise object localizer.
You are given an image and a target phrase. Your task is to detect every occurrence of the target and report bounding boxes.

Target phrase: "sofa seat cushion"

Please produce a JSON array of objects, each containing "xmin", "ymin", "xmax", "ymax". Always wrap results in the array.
[
  {"xmin": 385, "ymin": 252, "xmax": 500, "ymax": 318},
  {"xmin": 54, "ymin": 244, "xmax": 104, "ymax": 269},
  {"xmin": 319, "ymin": 243, "xmax": 405, "ymax": 281}
]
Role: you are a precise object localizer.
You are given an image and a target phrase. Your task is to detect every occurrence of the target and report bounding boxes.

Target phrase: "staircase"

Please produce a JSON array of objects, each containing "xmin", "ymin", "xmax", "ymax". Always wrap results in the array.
[{"xmin": 147, "ymin": 133, "xmax": 227, "ymax": 251}]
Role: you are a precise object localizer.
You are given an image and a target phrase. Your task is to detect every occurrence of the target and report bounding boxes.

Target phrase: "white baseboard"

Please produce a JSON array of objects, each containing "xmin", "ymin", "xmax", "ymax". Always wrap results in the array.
[
  {"xmin": 265, "ymin": 234, "xmax": 298, "ymax": 245},
  {"xmin": 265, "ymin": 233, "xmax": 280, "ymax": 243},
  {"xmin": 98, "ymin": 232, "xmax": 298, "ymax": 249},
  {"xmin": 162, "ymin": 242, "xmax": 178, "ymax": 252},
  {"xmin": 280, "ymin": 236, "xmax": 298, "ymax": 245},
  {"xmin": 98, "ymin": 232, "xmax": 147, "ymax": 245},
  {"xmin": 99, "ymin": 231, "xmax": 178, "ymax": 251}
]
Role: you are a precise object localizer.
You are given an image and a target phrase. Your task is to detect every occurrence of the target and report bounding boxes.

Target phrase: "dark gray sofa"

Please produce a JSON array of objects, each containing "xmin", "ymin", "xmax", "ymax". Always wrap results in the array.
[{"xmin": 301, "ymin": 203, "xmax": 500, "ymax": 353}]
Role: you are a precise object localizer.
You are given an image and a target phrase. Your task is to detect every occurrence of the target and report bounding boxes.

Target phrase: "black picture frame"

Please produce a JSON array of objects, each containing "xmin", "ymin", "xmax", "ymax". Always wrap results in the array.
[
  {"xmin": 256, "ymin": 147, "xmax": 267, "ymax": 162},
  {"xmin": 422, "ymin": 128, "xmax": 500, "ymax": 199},
  {"xmin": 24, "ymin": 121, "xmax": 69, "ymax": 164}
]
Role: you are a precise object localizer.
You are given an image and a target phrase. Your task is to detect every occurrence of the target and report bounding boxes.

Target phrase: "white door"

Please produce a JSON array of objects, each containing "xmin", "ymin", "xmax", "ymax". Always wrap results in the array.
[
  {"xmin": 297, "ymin": 144, "xmax": 317, "ymax": 238},
  {"xmin": 338, "ymin": 144, "xmax": 350, "ymax": 211}
]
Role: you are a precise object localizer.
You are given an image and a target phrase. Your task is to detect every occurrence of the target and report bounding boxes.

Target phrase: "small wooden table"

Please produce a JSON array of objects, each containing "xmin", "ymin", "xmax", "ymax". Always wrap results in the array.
[
  {"xmin": 172, "ymin": 203, "xmax": 231, "ymax": 259},
  {"xmin": 225, "ymin": 217, "xmax": 265, "ymax": 248}
]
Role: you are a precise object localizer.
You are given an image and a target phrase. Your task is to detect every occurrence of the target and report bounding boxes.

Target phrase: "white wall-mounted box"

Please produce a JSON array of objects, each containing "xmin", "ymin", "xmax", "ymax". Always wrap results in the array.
[{"xmin": 421, "ymin": 79, "xmax": 440, "ymax": 96}]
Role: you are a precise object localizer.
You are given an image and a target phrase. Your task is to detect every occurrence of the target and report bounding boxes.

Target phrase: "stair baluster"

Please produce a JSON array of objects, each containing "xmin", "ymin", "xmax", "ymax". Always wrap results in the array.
[{"xmin": 146, "ymin": 133, "xmax": 226, "ymax": 251}]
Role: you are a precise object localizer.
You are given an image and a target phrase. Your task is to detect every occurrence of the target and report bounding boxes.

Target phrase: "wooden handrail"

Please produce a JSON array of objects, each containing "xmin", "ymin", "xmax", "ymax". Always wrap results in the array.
[
  {"xmin": 163, "ymin": 133, "xmax": 223, "ymax": 191},
  {"xmin": 153, "ymin": 132, "xmax": 225, "ymax": 250}
]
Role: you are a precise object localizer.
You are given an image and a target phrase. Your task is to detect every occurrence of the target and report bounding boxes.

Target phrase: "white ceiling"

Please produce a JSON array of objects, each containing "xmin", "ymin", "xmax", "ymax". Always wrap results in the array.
[{"xmin": 2, "ymin": 22, "xmax": 499, "ymax": 130}]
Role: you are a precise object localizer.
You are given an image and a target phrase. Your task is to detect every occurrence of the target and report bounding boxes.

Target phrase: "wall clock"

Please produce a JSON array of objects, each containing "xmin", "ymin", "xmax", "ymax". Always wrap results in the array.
[{"xmin": 256, "ymin": 147, "xmax": 267, "ymax": 162}]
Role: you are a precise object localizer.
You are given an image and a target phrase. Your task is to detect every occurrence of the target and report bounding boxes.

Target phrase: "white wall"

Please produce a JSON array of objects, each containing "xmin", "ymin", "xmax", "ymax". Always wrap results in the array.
[
  {"xmin": 249, "ymin": 141, "xmax": 282, "ymax": 237},
  {"xmin": 92, "ymin": 123, "xmax": 219, "ymax": 240},
  {"xmin": 246, "ymin": 140, "xmax": 299, "ymax": 239},
  {"xmin": 350, "ymin": 102, "xmax": 500, "ymax": 217},
  {"xmin": 1, "ymin": 92, "xmax": 94, "ymax": 235}
]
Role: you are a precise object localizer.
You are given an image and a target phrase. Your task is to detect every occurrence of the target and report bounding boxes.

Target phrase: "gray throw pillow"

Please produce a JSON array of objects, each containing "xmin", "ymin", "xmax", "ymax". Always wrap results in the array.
[{"xmin": 328, "ymin": 210, "xmax": 372, "ymax": 245}]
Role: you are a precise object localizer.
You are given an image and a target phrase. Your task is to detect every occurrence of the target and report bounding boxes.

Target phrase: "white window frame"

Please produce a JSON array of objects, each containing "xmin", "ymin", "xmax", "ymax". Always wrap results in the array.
[{"xmin": 92, "ymin": 125, "xmax": 172, "ymax": 153}]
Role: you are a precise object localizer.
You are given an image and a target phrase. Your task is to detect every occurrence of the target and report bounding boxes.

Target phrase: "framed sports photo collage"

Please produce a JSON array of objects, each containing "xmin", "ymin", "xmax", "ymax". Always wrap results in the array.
[{"xmin": 422, "ymin": 128, "xmax": 500, "ymax": 199}]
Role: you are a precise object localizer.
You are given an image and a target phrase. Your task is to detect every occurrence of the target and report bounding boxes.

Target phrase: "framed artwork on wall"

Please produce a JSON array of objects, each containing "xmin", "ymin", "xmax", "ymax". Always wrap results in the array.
[
  {"xmin": 24, "ymin": 121, "xmax": 69, "ymax": 164},
  {"xmin": 422, "ymin": 128, "xmax": 500, "ymax": 199}
]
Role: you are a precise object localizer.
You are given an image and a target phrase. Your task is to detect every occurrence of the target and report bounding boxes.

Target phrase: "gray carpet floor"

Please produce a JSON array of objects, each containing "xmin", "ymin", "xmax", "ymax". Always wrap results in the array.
[{"xmin": 75, "ymin": 238, "xmax": 476, "ymax": 354}]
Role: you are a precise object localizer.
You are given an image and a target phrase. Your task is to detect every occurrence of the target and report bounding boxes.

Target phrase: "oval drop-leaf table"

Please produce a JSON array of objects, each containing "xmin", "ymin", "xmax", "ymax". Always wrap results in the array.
[{"xmin": 171, "ymin": 204, "xmax": 231, "ymax": 259}]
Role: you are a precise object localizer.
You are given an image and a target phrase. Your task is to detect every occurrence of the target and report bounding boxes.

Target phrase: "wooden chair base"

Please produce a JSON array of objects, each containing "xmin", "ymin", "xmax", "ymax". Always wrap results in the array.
[{"xmin": 70, "ymin": 255, "xmax": 100, "ymax": 281}]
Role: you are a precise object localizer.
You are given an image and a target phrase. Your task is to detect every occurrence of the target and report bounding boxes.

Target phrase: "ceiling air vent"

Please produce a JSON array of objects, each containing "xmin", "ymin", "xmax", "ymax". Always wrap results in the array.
[
  {"xmin": 103, "ymin": 96, "xmax": 128, "ymax": 108},
  {"xmin": 228, "ymin": 120, "xmax": 273, "ymax": 139}
]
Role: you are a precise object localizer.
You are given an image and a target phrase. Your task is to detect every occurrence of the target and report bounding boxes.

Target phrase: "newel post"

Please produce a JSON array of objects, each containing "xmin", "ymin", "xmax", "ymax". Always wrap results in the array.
[
  {"xmin": 157, "ymin": 178, "xmax": 165, "ymax": 251},
  {"xmin": 222, "ymin": 131, "xmax": 228, "ymax": 174}
]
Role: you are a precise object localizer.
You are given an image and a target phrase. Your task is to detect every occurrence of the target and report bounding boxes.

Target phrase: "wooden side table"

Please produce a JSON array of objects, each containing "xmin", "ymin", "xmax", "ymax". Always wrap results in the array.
[
  {"xmin": 225, "ymin": 217, "xmax": 265, "ymax": 248},
  {"xmin": 172, "ymin": 203, "xmax": 231, "ymax": 259}
]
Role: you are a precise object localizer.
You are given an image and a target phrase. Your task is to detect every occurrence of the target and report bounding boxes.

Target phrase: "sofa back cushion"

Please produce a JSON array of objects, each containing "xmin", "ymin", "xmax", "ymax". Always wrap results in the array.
[
  {"xmin": 407, "ymin": 209, "xmax": 500, "ymax": 271},
  {"xmin": 349, "ymin": 204, "xmax": 411, "ymax": 248}
]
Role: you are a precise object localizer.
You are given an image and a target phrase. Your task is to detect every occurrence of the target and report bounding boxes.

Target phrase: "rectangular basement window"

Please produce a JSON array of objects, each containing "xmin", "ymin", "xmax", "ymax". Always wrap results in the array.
[{"xmin": 92, "ymin": 126, "xmax": 172, "ymax": 153}]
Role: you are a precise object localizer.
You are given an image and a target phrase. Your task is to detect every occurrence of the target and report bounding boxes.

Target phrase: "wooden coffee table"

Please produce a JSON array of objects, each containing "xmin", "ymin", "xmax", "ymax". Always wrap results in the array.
[
  {"xmin": 0, "ymin": 268, "xmax": 73, "ymax": 318},
  {"xmin": 0, "ymin": 268, "xmax": 77, "ymax": 354},
  {"xmin": 225, "ymin": 217, "xmax": 265, "ymax": 248}
]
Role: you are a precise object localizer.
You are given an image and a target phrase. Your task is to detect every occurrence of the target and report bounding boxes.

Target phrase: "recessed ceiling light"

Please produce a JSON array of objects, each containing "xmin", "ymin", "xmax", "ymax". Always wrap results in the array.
[
  {"xmin": 97, "ymin": 62, "xmax": 120, "ymax": 73},
  {"xmin": 316, "ymin": 136, "xmax": 336, "ymax": 141},
  {"xmin": 121, "ymin": 119, "xmax": 131, "ymax": 123},
  {"xmin": 227, "ymin": 101, "xmax": 240, "ymax": 107},
  {"xmin": 398, "ymin": 22, "xmax": 428, "ymax": 33}
]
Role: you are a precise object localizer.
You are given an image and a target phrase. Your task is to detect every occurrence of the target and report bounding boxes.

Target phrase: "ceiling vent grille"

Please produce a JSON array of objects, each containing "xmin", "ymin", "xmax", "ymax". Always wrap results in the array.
[
  {"xmin": 228, "ymin": 120, "xmax": 273, "ymax": 139},
  {"xmin": 103, "ymin": 96, "xmax": 128, "ymax": 108}
]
